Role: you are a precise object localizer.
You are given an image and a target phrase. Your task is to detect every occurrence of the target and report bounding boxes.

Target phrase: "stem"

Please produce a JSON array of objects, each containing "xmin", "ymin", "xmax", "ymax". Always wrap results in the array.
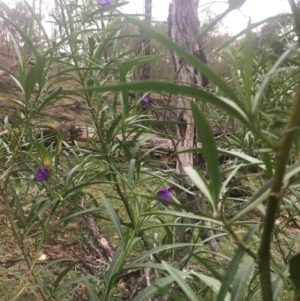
[
  {"xmin": 57, "ymin": 1, "xmax": 160, "ymax": 261},
  {"xmin": 223, "ymin": 219, "xmax": 257, "ymax": 260},
  {"xmin": 57, "ymin": 0, "xmax": 137, "ymax": 225},
  {"xmin": 258, "ymin": 81, "xmax": 300, "ymax": 301}
]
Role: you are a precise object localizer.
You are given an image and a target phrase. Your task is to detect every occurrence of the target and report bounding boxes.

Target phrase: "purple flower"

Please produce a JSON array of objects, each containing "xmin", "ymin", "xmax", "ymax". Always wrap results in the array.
[
  {"xmin": 141, "ymin": 96, "xmax": 150, "ymax": 109},
  {"xmin": 141, "ymin": 96, "xmax": 149, "ymax": 106},
  {"xmin": 99, "ymin": 0, "xmax": 112, "ymax": 6},
  {"xmin": 34, "ymin": 166, "xmax": 49, "ymax": 181},
  {"xmin": 156, "ymin": 187, "xmax": 172, "ymax": 207}
]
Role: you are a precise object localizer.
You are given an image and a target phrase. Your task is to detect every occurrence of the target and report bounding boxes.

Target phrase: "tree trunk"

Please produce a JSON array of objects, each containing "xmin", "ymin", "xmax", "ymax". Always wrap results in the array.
[
  {"xmin": 168, "ymin": 0, "xmax": 218, "ymax": 253},
  {"xmin": 138, "ymin": 0, "xmax": 152, "ymax": 80},
  {"xmin": 168, "ymin": 0, "xmax": 204, "ymax": 180}
]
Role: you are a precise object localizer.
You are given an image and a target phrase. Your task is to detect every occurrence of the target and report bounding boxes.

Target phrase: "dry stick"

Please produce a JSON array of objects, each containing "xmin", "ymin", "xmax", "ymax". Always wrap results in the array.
[
  {"xmin": 258, "ymin": 81, "xmax": 300, "ymax": 301},
  {"xmin": 83, "ymin": 215, "xmax": 116, "ymax": 262},
  {"xmin": 144, "ymin": 232, "xmax": 158, "ymax": 286}
]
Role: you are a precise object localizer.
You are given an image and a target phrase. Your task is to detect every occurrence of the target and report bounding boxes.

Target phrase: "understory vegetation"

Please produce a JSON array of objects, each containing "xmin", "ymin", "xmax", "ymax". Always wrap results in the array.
[{"xmin": 1, "ymin": 0, "xmax": 300, "ymax": 300}]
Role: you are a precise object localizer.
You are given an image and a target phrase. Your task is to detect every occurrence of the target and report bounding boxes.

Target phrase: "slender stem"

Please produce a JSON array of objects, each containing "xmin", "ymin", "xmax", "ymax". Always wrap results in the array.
[
  {"xmin": 57, "ymin": 0, "xmax": 136, "ymax": 224},
  {"xmin": 258, "ymin": 81, "xmax": 300, "ymax": 301},
  {"xmin": 57, "ymin": 3, "xmax": 149, "ymax": 262},
  {"xmin": 223, "ymin": 220, "xmax": 257, "ymax": 260},
  {"xmin": 220, "ymin": 202, "xmax": 257, "ymax": 260}
]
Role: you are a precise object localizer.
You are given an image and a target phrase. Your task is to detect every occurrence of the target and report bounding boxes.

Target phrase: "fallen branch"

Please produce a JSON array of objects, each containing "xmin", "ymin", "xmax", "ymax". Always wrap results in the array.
[
  {"xmin": 82, "ymin": 215, "xmax": 115, "ymax": 262},
  {"xmin": 0, "ymin": 98, "xmax": 202, "ymax": 154}
]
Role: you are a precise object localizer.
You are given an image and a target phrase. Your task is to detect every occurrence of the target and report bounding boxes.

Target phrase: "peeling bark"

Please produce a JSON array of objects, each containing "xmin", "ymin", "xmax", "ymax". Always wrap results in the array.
[
  {"xmin": 168, "ymin": 0, "xmax": 208, "ymax": 182},
  {"xmin": 168, "ymin": 0, "xmax": 218, "ymax": 253}
]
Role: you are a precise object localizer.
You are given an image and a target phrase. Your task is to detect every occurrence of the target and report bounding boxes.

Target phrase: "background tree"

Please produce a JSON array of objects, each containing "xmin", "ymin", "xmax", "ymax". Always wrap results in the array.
[
  {"xmin": 138, "ymin": 0, "xmax": 152, "ymax": 80},
  {"xmin": 168, "ymin": 0, "xmax": 207, "ymax": 179},
  {"xmin": 168, "ymin": 0, "xmax": 218, "ymax": 253},
  {"xmin": 0, "ymin": 1, "xmax": 34, "ymax": 53}
]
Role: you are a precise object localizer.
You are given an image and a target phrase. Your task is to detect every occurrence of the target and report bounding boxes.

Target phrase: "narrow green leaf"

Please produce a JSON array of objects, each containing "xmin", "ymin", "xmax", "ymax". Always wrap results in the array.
[
  {"xmin": 218, "ymin": 149, "xmax": 266, "ymax": 171},
  {"xmin": 231, "ymin": 256, "xmax": 255, "ymax": 301},
  {"xmin": 9, "ymin": 74, "xmax": 25, "ymax": 94},
  {"xmin": 88, "ymin": 37, "xmax": 96, "ymax": 59},
  {"xmin": 128, "ymin": 159, "xmax": 136, "ymax": 186},
  {"xmin": 84, "ymin": 275, "xmax": 98, "ymax": 301},
  {"xmin": 65, "ymin": 164, "xmax": 81, "ymax": 187},
  {"xmin": 52, "ymin": 262, "xmax": 77, "ymax": 292},
  {"xmin": 35, "ymin": 55, "xmax": 45, "ymax": 88},
  {"xmin": 272, "ymin": 265, "xmax": 289, "ymax": 300},
  {"xmin": 251, "ymin": 45, "xmax": 295, "ymax": 114},
  {"xmin": 231, "ymin": 160, "xmax": 300, "ymax": 223},
  {"xmin": 120, "ymin": 70, "xmax": 129, "ymax": 116},
  {"xmin": 230, "ymin": 184, "xmax": 270, "ymax": 223},
  {"xmin": 33, "ymin": 258, "xmax": 75, "ymax": 276},
  {"xmin": 152, "ymin": 285, "xmax": 187, "ymax": 301},
  {"xmin": 184, "ymin": 165, "xmax": 214, "ymax": 207},
  {"xmin": 132, "ymin": 276, "xmax": 174, "ymax": 301},
  {"xmin": 32, "ymin": 142, "xmax": 51, "ymax": 168},
  {"xmin": 40, "ymin": 88, "xmax": 63, "ymax": 111},
  {"xmin": 105, "ymin": 247, "xmax": 124, "ymax": 298},
  {"xmin": 9, "ymin": 183, "xmax": 24, "ymax": 223},
  {"xmin": 0, "ymin": 266, "xmax": 27, "ymax": 280},
  {"xmin": 84, "ymin": 81, "xmax": 250, "ymax": 126},
  {"xmin": 191, "ymin": 253, "xmax": 223, "ymax": 281},
  {"xmin": 127, "ymin": 243, "xmax": 217, "ymax": 268},
  {"xmin": 127, "ymin": 237, "xmax": 142, "ymax": 253},
  {"xmin": 28, "ymin": 198, "xmax": 60, "ymax": 225},
  {"xmin": 243, "ymin": 26, "xmax": 255, "ymax": 110},
  {"xmin": 290, "ymin": 253, "xmax": 300, "ymax": 291},
  {"xmin": 191, "ymin": 271, "xmax": 231, "ymax": 301},
  {"xmin": 9, "ymin": 33, "xmax": 24, "ymax": 74},
  {"xmin": 61, "ymin": 181, "xmax": 114, "ymax": 199},
  {"xmin": 142, "ymin": 222, "xmax": 225, "ymax": 233},
  {"xmin": 100, "ymin": 192, "xmax": 124, "ymax": 245},
  {"xmin": 82, "ymin": 2, "xmax": 129, "ymax": 24},
  {"xmin": 216, "ymin": 226, "xmax": 257, "ymax": 301},
  {"xmin": 220, "ymin": 165, "xmax": 241, "ymax": 197},
  {"xmin": 191, "ymin": 101, "xmax": 220, "ymax": 204},
  {"xmin": 106, "ymin": 114, "xmax": 122, "ymax": 141},
  {"xmin": 161, "ymin": 261, "xmax": 198, "ymax": 301},
  {"xmin": 59, "ymin": 208, "xmax": 104, "ymax": 226},
  {"xmin": 264, "ymin": 152, "xmax": 273, "ymax": 179},
  {"xmin": 141, "ymin": 210, "xmax": 222, "ymax": 225},
  {"xmin": 54, "ymin": 275, "xmax": 94, "ymax": 291},
  {"xmin": 57, "ymin": 286, "xmax": 78, "ymax": 301}
]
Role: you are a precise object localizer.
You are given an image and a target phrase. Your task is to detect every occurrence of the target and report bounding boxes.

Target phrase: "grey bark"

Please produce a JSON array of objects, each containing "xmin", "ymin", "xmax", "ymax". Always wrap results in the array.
[
  {"xmin": 168, "ymin": 0, "xmax": 218, "ymax": 253},
  {"xmin": 138, "ymin": 0, "xmax": 152, "ymax": 80}
]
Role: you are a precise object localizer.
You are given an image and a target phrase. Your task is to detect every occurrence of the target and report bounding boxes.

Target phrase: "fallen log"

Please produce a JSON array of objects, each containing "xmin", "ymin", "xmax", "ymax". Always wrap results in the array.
[
  {"xmin": 74, "ymin": 126, "xmax": 178, "ymax": 153},
  {"xmin": 0, "ymin": 98, "xmax": 202, "ymax": 154},
  {"xmin": 0, "ymin": 117, "xmax": 183, "ymax": 154}
]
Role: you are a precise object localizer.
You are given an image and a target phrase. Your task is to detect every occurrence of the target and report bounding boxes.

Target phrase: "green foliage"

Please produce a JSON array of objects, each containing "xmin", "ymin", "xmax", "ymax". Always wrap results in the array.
[{"xmin": 1, "ymin": 0, "xmax": 300, "ymax": 301}]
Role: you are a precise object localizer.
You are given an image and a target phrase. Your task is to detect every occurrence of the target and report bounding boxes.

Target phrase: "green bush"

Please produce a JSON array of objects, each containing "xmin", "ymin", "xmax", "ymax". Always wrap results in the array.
[{"xmin": 1, "ymin": 1, "xmax": 300, "ymax": 300}]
